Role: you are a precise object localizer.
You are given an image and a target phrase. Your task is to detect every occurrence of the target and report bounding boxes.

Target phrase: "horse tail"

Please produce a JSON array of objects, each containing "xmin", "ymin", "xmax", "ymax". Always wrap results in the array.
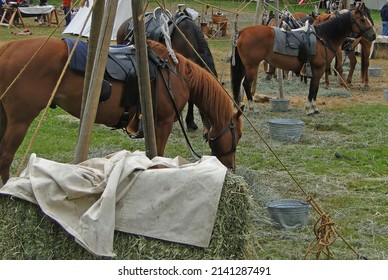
[{"xmin": 231, "ymin": 46, "xmax": 244, "ymax": 104}]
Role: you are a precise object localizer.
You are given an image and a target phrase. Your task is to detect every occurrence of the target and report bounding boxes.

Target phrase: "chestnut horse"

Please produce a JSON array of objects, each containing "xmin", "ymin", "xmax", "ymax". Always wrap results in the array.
[
  {"xmin": 0, "ymin": 38, "xmax": 242, "ymax": 184},
  {"xmin": 231, "ymin": 5, "xmax": 376, "ymax": 115},
  {"xmin": 116, "ymin": 8, "xmax": 218, "ymax": 132}
]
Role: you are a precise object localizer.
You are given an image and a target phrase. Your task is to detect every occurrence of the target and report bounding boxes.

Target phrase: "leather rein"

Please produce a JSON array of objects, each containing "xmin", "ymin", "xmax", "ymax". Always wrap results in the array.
[{"xmin": 157, "ymin": 59, "xmax": 237, "ymax": 161}]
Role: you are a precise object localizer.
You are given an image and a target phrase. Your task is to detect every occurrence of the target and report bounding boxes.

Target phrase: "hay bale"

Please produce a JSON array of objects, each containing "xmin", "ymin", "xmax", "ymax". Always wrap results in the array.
[{"xmin": 0, "ymin": 172, "xmax": 255, "ymax": 259}]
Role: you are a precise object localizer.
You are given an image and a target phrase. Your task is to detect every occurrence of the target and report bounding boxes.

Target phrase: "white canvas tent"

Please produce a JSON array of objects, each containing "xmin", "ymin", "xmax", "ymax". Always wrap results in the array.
[{"xmin": 63, "ymin": 0, "xmax": 132, "ymax": 40}]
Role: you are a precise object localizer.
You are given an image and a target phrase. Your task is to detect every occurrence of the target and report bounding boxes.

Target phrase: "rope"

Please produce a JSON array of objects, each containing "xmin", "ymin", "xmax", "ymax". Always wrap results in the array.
[
  {"xmin": 224, "ymin": 2, "xmax": 366, "ymax": 259},
  {"xmin": 160, "ymin": 12, "xmax": 178, "ymax": 64}
]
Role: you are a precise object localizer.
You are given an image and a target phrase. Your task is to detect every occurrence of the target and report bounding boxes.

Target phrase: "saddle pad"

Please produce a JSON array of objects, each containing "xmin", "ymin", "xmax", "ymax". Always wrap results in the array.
[
  {"xmin": 63, "ymin": 38, "xmax": 88, "ymax": 73},
  {"xmin": 273, "ymin": 26, "xmax": 317, "ymax": 56}
]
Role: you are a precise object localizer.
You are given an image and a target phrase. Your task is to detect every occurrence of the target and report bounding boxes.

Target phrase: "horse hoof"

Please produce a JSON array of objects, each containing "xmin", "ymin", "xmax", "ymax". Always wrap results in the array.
[
  {"xmin": 314, "ymin": 109, "xmax": 320, "ymax": 114},
  {"xmin": 186, "ymin": 121, "xmax": 198, "ymax": 132}
]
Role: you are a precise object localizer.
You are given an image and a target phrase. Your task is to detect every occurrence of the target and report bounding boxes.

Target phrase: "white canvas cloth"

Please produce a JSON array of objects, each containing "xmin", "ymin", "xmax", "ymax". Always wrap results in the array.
[
  {"xmin": 18, "ymin": 5, "xmax": 55, "ymax": 15},
  {"xmin": 0, "ymin": 151, "xmax": 227, "ymax": 257},
  {"xmin": 62, "ymin": 0, "xmax": 132, "ymax": 40}
]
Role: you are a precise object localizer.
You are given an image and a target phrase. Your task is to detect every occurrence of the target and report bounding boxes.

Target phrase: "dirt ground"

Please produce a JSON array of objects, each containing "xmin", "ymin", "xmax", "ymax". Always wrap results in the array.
[{"xmin": 287, "ymin": 57, "xmax": 388, "ymax": 109}]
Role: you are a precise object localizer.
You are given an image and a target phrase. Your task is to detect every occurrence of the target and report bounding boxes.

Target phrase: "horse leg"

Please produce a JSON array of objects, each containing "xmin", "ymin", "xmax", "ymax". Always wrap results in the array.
[
  {"xmin": 154, "ymin": 121, "xmax": 174, "ymax": 156},
  {"xmin": 242, "ymin": 66, "xmax": 259, "ymax": 109},
  {"xmin": 346, "ymin": 51, "xmax": 357, "ymax": 85},
  {"xmin": 264, "ymin": 62, "xmax": 275, "ymax": 80},
  {"xmin": 323, "ymin": 67, "xmax": 330, "ymax": 89},
  {"xmin": 335, "ymin": 48, "xmax": 345, "ymax": 86},
  {"xmin": 305, "ymin": 72, "xmax": 323, "ymax": 115},
  {"xmin": 185, "ymin": 102, "xmax": 198, "ymax": 132},
  {"xmin": 0, "ymin": 121, "xmax": 31, "ymax": 184},
  {"xmin": 360, "ymin": 45, "xmax": 370, "ymax": 88}
]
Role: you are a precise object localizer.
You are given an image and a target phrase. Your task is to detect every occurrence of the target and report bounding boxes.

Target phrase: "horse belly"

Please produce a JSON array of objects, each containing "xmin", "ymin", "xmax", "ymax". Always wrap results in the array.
[{"xmin": 266, "ymin": 53, "xmax": 303, "ymax": 72}]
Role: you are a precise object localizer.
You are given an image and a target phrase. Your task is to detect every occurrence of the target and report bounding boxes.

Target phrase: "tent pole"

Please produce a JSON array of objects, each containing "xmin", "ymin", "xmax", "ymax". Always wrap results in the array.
[
  {"xmin": 131, "ymin": 0, "xmax": 158, "ymax": 159},
  {"xmin": 75, "ymin": 0, "xmax": 119, "ymax": 163}
]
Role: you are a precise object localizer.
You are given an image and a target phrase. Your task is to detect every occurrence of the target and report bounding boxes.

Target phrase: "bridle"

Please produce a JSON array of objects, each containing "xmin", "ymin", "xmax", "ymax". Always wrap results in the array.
[
  {"xmin": 350, "ymin": 10, "xmax": 374, "ymax": 38},
  {"xmin": 208, "ymin": 116, "xmax": 238, "ymax": 160}
]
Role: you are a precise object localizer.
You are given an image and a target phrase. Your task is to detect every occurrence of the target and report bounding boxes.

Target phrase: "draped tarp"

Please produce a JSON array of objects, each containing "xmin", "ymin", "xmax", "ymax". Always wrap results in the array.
[{"xmin": 0, "ymin": 151, "xmax": 227, "ymax": 257}]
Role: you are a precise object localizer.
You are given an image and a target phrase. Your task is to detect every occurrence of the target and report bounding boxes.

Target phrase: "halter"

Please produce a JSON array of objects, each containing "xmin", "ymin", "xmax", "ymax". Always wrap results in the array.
[
  {"xmin": 208, "ymin": 116, "xmax": 237, "ymax": 160},
  {"xmin": 350, "ymin": 10, "xmax": 374, "ymax": 38}
]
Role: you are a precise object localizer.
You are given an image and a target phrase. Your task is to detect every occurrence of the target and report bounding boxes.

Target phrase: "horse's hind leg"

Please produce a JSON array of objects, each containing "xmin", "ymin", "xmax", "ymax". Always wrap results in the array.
[
  {"xmin": 185, "ymin": 102, "xmax": 198, "ymax": 132},
  {"xmin": 305, "ymin": 71, "xmax": 323, "ymax": 115},
  {"xmin": 242, "ymin": 67, "xmax": 259, "ymax": 108},
  {"xmin": 346, "ymin": 51, "xmax": 357, "ymax": 85}
]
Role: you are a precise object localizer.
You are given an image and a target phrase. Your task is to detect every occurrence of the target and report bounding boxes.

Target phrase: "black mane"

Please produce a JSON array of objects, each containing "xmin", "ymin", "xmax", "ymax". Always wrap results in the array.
[
  {"xmin": 314, "ymin": 11, "xmax": 352, "ymax": 41},
  {"xmin": 174, "ymin": 16, "xmax": 218, "ymax": 77}
]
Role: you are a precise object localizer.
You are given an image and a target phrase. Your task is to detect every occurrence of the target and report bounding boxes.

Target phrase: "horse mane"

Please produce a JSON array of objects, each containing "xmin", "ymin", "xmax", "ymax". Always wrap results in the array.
[
  {"xmin": 148, "ymin": 40, "xmax": 233, "ymax": 126},
  {"xmin": 363, "ymin": 6, "xmax": 374, "ymax": 26},
  {"xmin": 314, "ymin": 10, "xmax": 352, "ymax": 41},
  {"xmin": 176, "ymin": 18, "xmax": 218, "ymax": 77}
]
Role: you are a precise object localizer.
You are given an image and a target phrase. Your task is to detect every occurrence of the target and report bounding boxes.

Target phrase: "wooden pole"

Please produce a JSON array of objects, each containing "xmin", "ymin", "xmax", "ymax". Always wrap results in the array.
[
  {"xmin": 254, "ymin": 0, "xmax": 261, "ymax": 25},
  {"xmin": 80, "ymin": 0, "xmax": 102, "ymax": 125},
  {"xmin": 275, "ymin": 0, "xmax": 285, "ymax": 99},
  {"xmin": 75, "ymin": 0, "xmax": 119, "ymax": 163},
  {"xmin": 131, "ymin": 0, "xmax": 157, "ymax": 159}
]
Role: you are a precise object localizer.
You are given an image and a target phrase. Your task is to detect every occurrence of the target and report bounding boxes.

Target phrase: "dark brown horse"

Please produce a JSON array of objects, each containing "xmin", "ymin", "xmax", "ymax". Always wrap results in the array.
[
  {"xmin": 231, "ymin": 5, "xmax": 376, "ymax": 115},
  {"xmin": 116, "ymin": 8, "xmax": 218, "ymax": 132},
  {"xmin": 0, "ymin": 38, "xmax": 242, "ymax": 184}
]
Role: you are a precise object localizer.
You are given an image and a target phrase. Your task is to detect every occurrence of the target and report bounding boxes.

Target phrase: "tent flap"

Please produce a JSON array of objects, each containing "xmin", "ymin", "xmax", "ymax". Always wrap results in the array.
[{"xmin": 63, "ymin": 0, "xmax": 132, "ymax": 40}]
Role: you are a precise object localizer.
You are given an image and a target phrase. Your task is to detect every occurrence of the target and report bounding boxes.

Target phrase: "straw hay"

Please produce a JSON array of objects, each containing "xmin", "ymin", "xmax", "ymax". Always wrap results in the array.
[{"xmin": 0, "ymin": 172, "xmax": 256, "ymax": 260}]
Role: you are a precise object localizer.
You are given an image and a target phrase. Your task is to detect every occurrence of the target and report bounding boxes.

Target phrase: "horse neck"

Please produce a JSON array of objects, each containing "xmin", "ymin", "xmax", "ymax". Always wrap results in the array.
[
  {"xmin": 315, "ymin": 12, "xmax": 352, "ymax": 49},
  {"xmin": 181, "ymin": 61, "xmax": 232, "ymax": 130}
]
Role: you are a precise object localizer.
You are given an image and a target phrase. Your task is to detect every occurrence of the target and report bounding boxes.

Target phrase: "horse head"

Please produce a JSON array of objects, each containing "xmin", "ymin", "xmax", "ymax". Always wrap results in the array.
[
  {"xmin": 208, "ymin": 106, "xmax": 244, "ymax": 171},
  {"xmin": 351, "ymin": 3, "xmax": 376, "ymax": 41}
]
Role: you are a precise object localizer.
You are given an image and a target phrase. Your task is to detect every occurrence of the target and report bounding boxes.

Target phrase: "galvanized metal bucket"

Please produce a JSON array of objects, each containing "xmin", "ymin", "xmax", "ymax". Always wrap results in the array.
[
  {"xmin": 368, "ymin": 67, "xmax": 381, "ymax": 77},
  {"xmin": 266, "ymin": 199, "xmax": 311, "ymax": 229},
  {"xmin": 270, "ymin": 98, "xmax": 289, "ymax": 112},
  {"xmin": 267, "ymin": 118, "xmax": 304, "ymax": 142}
]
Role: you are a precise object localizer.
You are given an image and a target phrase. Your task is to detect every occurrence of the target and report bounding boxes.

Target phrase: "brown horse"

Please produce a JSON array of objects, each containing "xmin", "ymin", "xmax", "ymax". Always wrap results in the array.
[
  {"xmin": 231, "ymin": 5, "xmax": 376, "ymax": 115},
  {"xmin": 316, "ymin": 6, "xmax": 375, "ymax": 88},
  {"xmin": 116, "ymin": 7, "xmax": 218, "ymax": 132},
  {"xmin": 0, "ymin": 38, "xmax": 243, "ymax": 184}
]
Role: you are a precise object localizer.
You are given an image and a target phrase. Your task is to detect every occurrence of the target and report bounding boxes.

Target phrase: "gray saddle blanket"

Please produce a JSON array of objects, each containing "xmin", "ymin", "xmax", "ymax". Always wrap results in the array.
[{"xmin": 273, "ymin": 26, "xmax": 317, "ymax": 56}]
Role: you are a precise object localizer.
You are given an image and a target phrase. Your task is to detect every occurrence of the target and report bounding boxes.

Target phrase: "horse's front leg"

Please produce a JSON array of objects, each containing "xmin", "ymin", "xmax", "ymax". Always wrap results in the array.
[
  {"xmin": 0, "ymin": 121, "xmax": 31, "ymax": 184},
  {"xmin": 360, "ymin": 45, "xmax": 370, "ymax": 88},
  {"xmin": 335, "ymin": 48, "xmax": 345, "ymax": 86},
  {"xmin": 154, "ymin": 121, "xmax": 174, "ymax": 156},
  {"xmin": 346, "ymin": 51, "xmax": 357, "ymax": 85},
  {"xmin": 185, "ymin": 102, "xmax": 198, "ymax": 132},
  {"xmin": 305, "ymin": 73, "xmax": 322, "ymax": 115}
]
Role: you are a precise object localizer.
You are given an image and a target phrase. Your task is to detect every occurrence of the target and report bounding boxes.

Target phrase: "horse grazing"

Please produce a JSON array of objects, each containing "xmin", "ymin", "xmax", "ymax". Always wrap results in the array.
[
  {"xmin": 0, "ymin": 38, "xmax": 242, "ymax": 184},
  {"xmin": 116, "ymin": 7, "xmax": 218, "ymax": 132},
  {"xmin": 231, "ymin": 5, "xmax": 375, "ymax": 115}
]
